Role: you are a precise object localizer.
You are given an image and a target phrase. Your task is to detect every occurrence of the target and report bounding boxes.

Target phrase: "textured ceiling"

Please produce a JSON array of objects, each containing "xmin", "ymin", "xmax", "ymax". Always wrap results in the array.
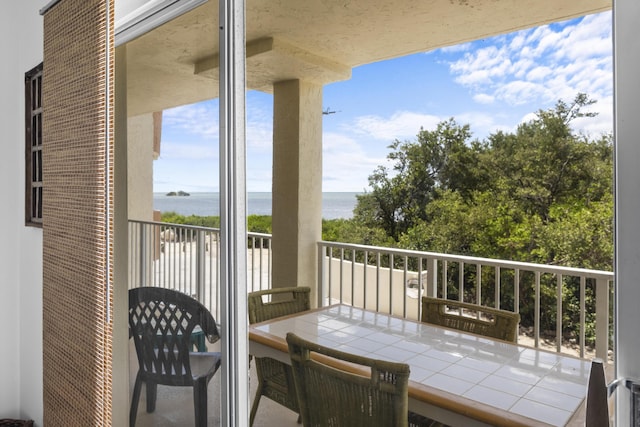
[{"xmin": 124, "ymin": 0, "xmax": 611, "ymax": 116}]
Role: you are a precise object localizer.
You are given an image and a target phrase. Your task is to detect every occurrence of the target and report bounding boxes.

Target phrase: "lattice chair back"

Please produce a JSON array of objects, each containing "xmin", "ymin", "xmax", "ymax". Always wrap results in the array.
[
  {"xmin": 287, "ymin": 332, "xmax": 410, "ymax": 427},
  {"xmin": 421, "ymin": 296, "xmax": 520, "ymax": 343},
  {"xmin": 129, "ymin": 287, "xmax": 219, "ymax": 386}
]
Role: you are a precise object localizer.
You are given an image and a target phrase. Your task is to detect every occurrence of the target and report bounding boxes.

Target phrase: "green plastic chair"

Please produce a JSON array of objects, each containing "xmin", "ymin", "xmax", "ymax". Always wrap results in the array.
[
  {"xmin": 128, "ymin": 287, "xmax": 221, "ymax": 427},
  {"xmin": 421, "ymin": 296, "xmax": 520, "ymax": 342},
  {"xmin": 248, "ymin": 287, "xmax": 311, "ymax": 426},
  {"xmin": 287, "ymin": 332, "xmax": 410, "ymax": 427}
]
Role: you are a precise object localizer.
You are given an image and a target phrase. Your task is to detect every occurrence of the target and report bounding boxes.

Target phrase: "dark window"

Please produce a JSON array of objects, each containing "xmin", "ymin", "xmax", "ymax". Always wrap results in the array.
[{"xmin": 25, "ymin": 63, "xmax": 43, "ymax": 226}]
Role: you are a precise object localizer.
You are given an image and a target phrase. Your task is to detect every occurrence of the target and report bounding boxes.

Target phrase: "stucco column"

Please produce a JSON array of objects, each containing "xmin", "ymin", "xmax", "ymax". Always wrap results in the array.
[
  {"xmin": 127, "ymin": 112, "xmax": 158, "ymax": 221},
  {"xmin": 272, "ymin": 79, "xmax": 323, "ymax": 307}
]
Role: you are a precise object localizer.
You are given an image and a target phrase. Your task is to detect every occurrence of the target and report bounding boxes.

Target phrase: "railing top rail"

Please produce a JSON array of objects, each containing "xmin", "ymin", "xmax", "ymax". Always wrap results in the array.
[
  {"xmin": 128, "ymin": 219, "xmax": 271, "ymax": 239},
  {"xmin": 246, "ymin": 231, "xmax": 273, "ymax": 239},
  {"xmin": 318, "ymin": 240, "xmax": 614, "ymax": 281},
  {"xmin": 127, "ymin": 220, "xmax": 612, "ymax": 281},
  {"xmin": 129, "ymin": 219, "xmax": 217, "ymax": 232}
]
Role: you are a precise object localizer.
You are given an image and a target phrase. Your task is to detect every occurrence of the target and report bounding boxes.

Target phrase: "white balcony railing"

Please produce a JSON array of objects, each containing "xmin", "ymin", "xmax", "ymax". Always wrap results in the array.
[
  {"xmin": 318, "ymin": 241, "xmax": 613, "ymax": 361},
  {"xmin": 129, "ymin": 220, "xmax": 614, "ymax": 360},
  {"xmin": 128, "ymin": 220, "xmax": 272, "ymax": 321}
]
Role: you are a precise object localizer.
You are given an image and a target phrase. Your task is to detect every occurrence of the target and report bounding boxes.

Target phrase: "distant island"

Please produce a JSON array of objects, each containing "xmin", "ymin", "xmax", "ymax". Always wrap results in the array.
[{"xmin": 166, "ymin": 190, "xmax": 190, "ymax": 196}]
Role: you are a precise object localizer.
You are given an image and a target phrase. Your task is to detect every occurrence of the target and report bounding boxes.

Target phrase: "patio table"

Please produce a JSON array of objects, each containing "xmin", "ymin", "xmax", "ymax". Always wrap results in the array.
[{"xmin": 249, "ymin": 304, "xmax": 590, "ymax": 427}]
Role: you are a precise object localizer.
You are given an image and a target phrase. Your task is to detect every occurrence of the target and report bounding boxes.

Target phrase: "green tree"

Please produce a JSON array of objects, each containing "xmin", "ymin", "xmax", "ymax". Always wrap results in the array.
[
  {"xmin": 485, "ymin": 94, "xmax": 607, "ymax": 222},
  {"xmin": 354, "ymin": 118, "xmax": 481, "ymax": 240},
  {"xmin": 354, "ymin": 94, "xmax": 612, "ymax": 266}
]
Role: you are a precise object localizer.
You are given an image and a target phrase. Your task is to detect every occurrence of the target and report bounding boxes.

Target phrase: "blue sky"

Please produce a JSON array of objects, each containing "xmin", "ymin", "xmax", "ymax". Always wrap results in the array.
[{"xmin": 154, "ymin": 11, "xmax": 613, "ymax": 193}]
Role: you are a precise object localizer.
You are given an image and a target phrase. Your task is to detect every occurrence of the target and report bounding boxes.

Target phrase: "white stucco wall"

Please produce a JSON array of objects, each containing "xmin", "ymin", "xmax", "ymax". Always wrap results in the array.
[{"xmin": 0, "ymin": 1, "xmax": 44, "ymax": 423}]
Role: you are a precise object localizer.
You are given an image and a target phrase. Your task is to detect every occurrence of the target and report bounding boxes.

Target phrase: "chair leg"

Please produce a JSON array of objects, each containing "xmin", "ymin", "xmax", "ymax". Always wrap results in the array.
[
  {"xmin": 146, "ymin": 381, "xmax": 158, "ymax": 413},
  {"xmin": 193, "ymin": 377, "xmax": 208, "ymax": 427},
  {"xmin": 130, "ymin": 374, "xmax": 143, "ymax": 427},
  {"xmin": 249, "ymin": 382, "xmax": 264, "ymax": 426}
]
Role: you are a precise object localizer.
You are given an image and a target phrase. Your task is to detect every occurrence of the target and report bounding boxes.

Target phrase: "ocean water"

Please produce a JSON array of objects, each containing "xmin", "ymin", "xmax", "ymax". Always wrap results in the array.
[{"xmin": 153, "ymin": 192, "xmax": 361, "ymax": 219}]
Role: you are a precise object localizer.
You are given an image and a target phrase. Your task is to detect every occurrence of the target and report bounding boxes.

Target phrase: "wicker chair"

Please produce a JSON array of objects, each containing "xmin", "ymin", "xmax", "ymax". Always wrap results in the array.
[
  {"xmin": 421, "ymin": 296, "xmax": 521, "ymax": 342},
  {"xmin": 248, "ymin": 287, "xmax": 311, "ymax": 426},
  {"xmin": 129, "ymin": 287, "xmax": 221, "ymax": 427},
  {"xmin": 286, "ymin": 332, "xmax": 410, "ymax": 427}
]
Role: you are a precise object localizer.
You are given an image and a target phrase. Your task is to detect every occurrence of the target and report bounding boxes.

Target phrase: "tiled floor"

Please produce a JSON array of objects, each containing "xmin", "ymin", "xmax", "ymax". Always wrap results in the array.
[{"xmin": 129, "ymin": 340, "xmax": 300, "ymax": 427}]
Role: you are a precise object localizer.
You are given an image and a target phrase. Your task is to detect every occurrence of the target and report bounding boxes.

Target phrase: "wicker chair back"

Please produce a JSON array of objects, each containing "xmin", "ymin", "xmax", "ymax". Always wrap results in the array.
[
  {"xmin": 287, "ymin": 332, "xmax": 410, "ymax": 427},
  {"xmin": 421, "ymin": 296, "xmax": 520, "ymax": 343},
  {"xmin": 248, "ymin": 287, "xmax": 311, "ymax": 425}
]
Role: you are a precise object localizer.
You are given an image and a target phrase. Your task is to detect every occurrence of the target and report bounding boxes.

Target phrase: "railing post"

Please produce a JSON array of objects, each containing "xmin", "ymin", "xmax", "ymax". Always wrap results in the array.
[
  {"xmin": 196, "ymin": 229, "xmax": 206, "ymax": 302},
  {"xmin": 476, "ymin": 264, "xmax": 482, "ymax": 305},
  {"xmin": 580, "ymin": 276, "xmax": 586, "ymax": 358},
  {"xmin": 556, "ymin": 274, "xmax": 563, "ymax": 353},
  {"xmin": 139, "ymin": 223, "xmax": 148, "ymax": 287},
  {"xmin": 375, "ymin": 252, "xmax": 381, "ymax": 311},
  {"xmin": 442, "ymin": 260, "xmax": 448, "ymax": 300},
  {"xmin": 459, "ymin": 262, "xmax": 465, "ymax": 303},
  {"xmin": 425, "ymin": 258, "xmax": 438, "ymax": 297},
  {"xmin": 535, "ymin": 271, "xmax": 541, "ymax": 348},
  {"xmin": 317, "ymin": 243, "xmax": 326, "ymax": 307},
  {"xmin": 494, "ymin": 266, "xmax": 500, "ymax": 309},
  {"xmin": 514, "ymin": 269, "xmax": 520, "ymax": 314},
  {"xmin": 341, "ymin": 248, "xmax": 346, "ymax": 306},
  {"xmin": 595, "ymin": 277, "xmax": 610, "ymax": 361}
]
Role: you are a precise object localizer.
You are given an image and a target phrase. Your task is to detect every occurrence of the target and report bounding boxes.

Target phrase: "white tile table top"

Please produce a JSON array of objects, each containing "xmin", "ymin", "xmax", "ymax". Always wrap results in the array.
[{"xmin": 253, "ymin": 304, "xmax": 590, "ymax": 427}]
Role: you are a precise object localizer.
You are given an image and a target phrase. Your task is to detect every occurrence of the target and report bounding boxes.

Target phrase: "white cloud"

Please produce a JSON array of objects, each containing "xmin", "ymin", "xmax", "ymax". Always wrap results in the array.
[
  {"xmin": 246, "ymin": 99, "xmax": 274, "ymax": 150},
  {"xmin": 444, "ymin": 11, "xmax": 613, "ymax": 135},
  {"xmin": 456, "ymin": 111, "xmax": 515, "ymax": 137},
  {"xmin": 450, "ymin": 46, "xmax": 512, "ymax": 86},
  {"xmin": 473, "ymin": 93, "xmax": 495, "ymax": 104},
  {"xmin": 322, "ymin": 132, "xmax": 387, "ymax": 192},
  {"xmin": 509, "ymin": 34, "xmax": 526, "ymax": 51},
  {"xmin": 495, "ymin": 80, "xmax": 553, "ymax": 106},
  {"xmin": 511, "ymin": 58, "xmax": 535, "ymax": 79},
  {"xmin": 247, "ymin": 120, "xmax": 272, "ymax": 151},
  {"xmin": 352, "ymin": 111, "xmax": 442, "ymax": 141},
  {"xmin": 163, "ymin": 102, "xmax": 219, "ymax": 138},
  {"xmin": 159, "ymin": 141, "xmax": 218, "ymax": 160},
  {"xmin": 526, "ymin": 65, "xmax": 553, "ymax": 81},
  {"xmin": 438, "ymin": 42, "xmax": 473, "ymax": 54}
]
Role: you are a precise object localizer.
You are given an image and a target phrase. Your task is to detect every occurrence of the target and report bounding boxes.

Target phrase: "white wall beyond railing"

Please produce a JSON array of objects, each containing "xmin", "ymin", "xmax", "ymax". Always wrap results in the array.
[{"xmin": 128, "ymin": 220, "xmax": 614, "ymax": 361}]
